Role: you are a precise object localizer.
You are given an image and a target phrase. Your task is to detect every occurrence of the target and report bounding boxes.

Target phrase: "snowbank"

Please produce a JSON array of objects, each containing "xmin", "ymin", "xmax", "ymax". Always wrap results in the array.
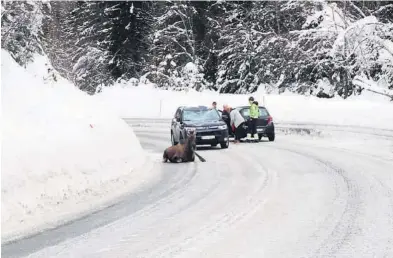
[
  {"xmin": 97, "ymin": 84, "xmax": 393, "ymax": 130},
  {"xmin": 1, "ymin": 50, "xmax": 153, "ymax": 243}
]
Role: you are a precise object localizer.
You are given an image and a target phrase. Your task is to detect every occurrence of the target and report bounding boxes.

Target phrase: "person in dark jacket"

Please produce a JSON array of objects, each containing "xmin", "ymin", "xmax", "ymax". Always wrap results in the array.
[{"xmin": 221, "ymin": 104, "xmax": 232, "ymax": 136}]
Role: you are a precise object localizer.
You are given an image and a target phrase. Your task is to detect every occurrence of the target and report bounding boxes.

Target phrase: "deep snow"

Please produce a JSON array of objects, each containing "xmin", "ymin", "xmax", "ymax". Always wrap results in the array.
[
  {"xmin": 1, "ymin": 50, "xmax": 156, "ymax": 243},
  {"xmin": 97, "ymin": 83, "xmax": 393, "ymax": 130}
]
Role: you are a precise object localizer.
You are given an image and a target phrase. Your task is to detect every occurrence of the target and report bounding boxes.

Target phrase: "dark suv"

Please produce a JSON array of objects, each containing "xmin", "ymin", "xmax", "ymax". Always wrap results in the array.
[{"xmin": 171, "ymin": 106, "xmax": 230, "ymax": 148}]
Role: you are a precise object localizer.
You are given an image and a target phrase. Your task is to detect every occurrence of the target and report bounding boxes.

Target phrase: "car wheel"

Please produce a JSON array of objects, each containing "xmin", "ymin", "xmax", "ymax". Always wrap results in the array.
[
  {"xmin": 268, "ymin": 133, "xmax": 275, "ymax": 142},
  {"xmin": 220, "ymin": 138, "xmax": 229, "ymax": 149},
  {"xmin": 211, "ymin": 143, "xmax": 217, "ymax": 147},
  {"xmin": 171, "ymin": 132, "xmax": 177, "ymax": 145}
]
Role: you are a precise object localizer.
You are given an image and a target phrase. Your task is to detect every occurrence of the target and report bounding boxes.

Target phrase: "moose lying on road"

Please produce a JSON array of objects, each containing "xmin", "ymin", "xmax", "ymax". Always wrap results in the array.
[{"xmin": 163, "ymin": 129, "xmax": 206, "ymax": 163}]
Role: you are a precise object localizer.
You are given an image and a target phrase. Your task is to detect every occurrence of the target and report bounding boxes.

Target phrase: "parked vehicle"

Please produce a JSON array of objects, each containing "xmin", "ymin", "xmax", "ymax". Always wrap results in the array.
[
  {"xmin": 235, "ymin": 105, "xmax": 275, "ymax": 141},
  {"xmin": 171, "ymin": 106, "xmax": 230, "ymax": 148}
]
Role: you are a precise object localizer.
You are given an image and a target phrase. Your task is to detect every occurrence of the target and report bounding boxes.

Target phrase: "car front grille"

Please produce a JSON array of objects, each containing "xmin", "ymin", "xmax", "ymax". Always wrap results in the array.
[
  {"xmin": 197, "ymin": 130, "xmax": 223, "ymax": 137},
  {"xmin": 197, "ymin": 126, "xmax": 219, "ymax": 130}
]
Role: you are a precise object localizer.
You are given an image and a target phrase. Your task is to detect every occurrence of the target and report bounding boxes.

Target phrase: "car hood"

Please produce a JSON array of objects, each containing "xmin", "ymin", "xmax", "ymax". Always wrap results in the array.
[{"xmin": 183, "ymin": 120, "xmax": 225, "ymax": 128}]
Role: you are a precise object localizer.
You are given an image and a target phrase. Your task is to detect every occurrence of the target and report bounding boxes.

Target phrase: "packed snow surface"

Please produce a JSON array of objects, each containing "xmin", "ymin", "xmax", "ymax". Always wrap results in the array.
[
  {"xmin": 1, "ymin": 50, "xmax": 153, "ymax": 243},
  {"xmin": 17, "ymin": 118, "xmax": 393, "ymax": 258}
]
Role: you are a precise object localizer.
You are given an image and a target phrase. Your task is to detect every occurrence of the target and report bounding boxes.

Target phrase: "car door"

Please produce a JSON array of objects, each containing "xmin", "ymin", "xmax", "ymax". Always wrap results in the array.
[
  {"xmin": 172, "ymin": 108, "xmax": 182, "ymax": 142},
  {"xmin": 239, "ymin": 107, "xmax": 250, "ymax": 120}
]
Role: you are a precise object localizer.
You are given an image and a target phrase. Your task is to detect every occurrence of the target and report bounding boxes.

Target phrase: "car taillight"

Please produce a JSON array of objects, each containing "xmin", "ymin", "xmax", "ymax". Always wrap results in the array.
[{"xmin": 267, "ymin": 116, "xmax": 273, "ymax": 124}]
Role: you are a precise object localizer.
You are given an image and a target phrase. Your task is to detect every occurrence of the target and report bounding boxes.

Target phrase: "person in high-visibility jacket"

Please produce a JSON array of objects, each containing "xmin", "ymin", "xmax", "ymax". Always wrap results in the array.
[{"xmin": 247, "ymin": 96, "xmax": 259, "ymax": 140}]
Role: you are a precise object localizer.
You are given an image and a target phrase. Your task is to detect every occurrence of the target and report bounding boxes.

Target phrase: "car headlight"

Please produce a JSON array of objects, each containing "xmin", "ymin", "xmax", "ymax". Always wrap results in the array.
[{"xmin": 217, "ymin": 124, "xmax": 227, "ymax": 130}]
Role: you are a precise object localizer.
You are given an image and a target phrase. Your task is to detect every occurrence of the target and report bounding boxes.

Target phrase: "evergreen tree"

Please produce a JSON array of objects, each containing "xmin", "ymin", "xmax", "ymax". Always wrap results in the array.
[
  {"xmin": 41, "ymin": 1, "xmax": 77, "ymax": 79},
  {"xmin": 1, "ymin": 0, "xmax": 45, "ymax": 66},
  {"xmin": 215, "ymin": 1, "xmax": 268, "ymax": 93},
  {"xmin": 42, "ymin": 1, "xmax": 113, "ymax": 94},
  {"xmin": 3, "ymin": 0, "xmax": 392, "ymax": 98},
  {"xmin": 104, "ymin": 1, "xmax": 154, "ymax": 81},
  {"xmin": 147, "ymin": 0, "xmax": 207, "ymax": 90}
]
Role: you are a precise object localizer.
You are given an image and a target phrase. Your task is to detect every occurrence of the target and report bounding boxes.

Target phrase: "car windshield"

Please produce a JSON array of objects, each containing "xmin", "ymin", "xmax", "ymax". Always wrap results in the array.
[
  {"xmin": 183, "ymin": 109, "xmax": 220, "ymax": 122},
  {"xmin": 240, "ymin": 107, "xmax": 269, "ymax": 117}
]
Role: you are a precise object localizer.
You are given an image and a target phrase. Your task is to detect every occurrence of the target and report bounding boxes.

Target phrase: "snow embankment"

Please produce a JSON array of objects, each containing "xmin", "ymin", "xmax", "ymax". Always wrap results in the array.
[
  {"xmin": 97, "ymin": 84, "xmax": 393, "ymax": 130},
  {"xmin": 1, "ymin": 50, "xmax": 154, "ymax": 243}
]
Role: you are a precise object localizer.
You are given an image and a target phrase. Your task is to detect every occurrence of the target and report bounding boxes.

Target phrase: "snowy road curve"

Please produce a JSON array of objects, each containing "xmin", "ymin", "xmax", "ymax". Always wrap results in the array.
[{"xmin": 3, "ymin": 118, "xmax": 393, "ymax": 258}]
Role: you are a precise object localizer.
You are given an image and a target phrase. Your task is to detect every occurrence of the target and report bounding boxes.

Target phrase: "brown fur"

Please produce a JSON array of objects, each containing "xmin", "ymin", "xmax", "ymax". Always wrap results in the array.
[{"xmin": 163, "ymin": 129, "xmax": 196, "ymax": 163}]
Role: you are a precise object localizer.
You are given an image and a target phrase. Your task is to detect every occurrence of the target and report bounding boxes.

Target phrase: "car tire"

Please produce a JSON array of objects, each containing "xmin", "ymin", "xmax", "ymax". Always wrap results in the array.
[
  {"xmin": 268, "ymin": 133, "xmax": 275, "ymax": 142},
  {"xmin": 211, "ymin": 143, "xmax": 217, "ymax": 147},
  {"xmin": 220, "ymin": 138, "xmax": 229, "ymax": 149},
  {"xmin": 171, "ymin": 132, "xmax": 178, "ymax": 145}
]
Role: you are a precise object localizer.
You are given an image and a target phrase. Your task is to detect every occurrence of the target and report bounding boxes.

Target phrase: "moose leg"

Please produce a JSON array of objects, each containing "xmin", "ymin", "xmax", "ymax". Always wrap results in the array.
[
  {"xmin": 169, "ymin": 156, "xmax": 179, "ymax": 163},
  {"xmin": 163, "ymin": 150, "xmax": 168, "ymax": 163}
]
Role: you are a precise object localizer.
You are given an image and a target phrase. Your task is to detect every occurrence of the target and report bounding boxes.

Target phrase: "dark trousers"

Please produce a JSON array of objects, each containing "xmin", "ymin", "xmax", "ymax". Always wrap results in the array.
[
  {"xmin": 235, "ymin": 122, "xmax": 246, "ymax": 140},
  {"xmin": 227, "ymin": 122, "xmax": 233, "ymax": 136},
  {"xmin": 248, "ymin": 118, "xmax": 257, "ymax": 137}
]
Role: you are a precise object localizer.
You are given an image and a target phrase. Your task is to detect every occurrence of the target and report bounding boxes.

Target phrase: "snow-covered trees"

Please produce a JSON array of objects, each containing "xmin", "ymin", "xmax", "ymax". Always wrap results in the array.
[
  {"xmin": 103, "ymin": 1, "xmax": 153, "ymax": 81},
  {"xmin": 212, "ymin": 0, "xmax": 392, "ymax": 98},
  {"xmin": 215, "ymin": 1, "xmax": 261, "ymax": 93},
  {"xmin": 40, "ymin": 1, "xmax": 154, "ymax": 94},
  {"xmin": 215, "ymin": 1, "xmax": 320, "ymax": 94},
  {"xmin": 330, "ymin": 16, "xmax": 393, "ymax": 97},
  {"xmin": 68, "ymin": 1, "xmax": 117, "ymax": 93},
  {"xmin": 40, "ymin": 1, "xmax": 113, "ymax": 94},
  {"xmin": 2, "ymin": 0, "xmax": 392, "ymax": 99},
  {"xmin": 148, "ymin": 1, "xmax": 204, "ymax": 90},
  {"xmin": 1, "ymin": 0, "xmax": 45, "ymax": 66}
]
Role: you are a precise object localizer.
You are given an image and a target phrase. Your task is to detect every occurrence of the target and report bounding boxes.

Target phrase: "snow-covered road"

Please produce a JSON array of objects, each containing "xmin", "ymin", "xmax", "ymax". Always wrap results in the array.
[{"xmin": 3, "ymin": 119, "xmax": 393, "ymax": 258}]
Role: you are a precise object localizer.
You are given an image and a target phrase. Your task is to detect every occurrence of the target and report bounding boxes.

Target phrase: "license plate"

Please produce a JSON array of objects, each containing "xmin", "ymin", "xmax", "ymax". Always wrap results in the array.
[
  {"xmin": 257, "ymin": 128, "xmax": 265, "ymax": 132},
  {"xmin": 201, "ymin": 135, "xmax": 215, "ymax": 140}
]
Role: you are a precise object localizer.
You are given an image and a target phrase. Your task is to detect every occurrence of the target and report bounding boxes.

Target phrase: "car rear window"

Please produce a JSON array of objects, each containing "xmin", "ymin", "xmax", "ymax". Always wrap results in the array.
[{"xmin": 240, "ymin": 107, "xmax": 269, "ymax": 117}]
